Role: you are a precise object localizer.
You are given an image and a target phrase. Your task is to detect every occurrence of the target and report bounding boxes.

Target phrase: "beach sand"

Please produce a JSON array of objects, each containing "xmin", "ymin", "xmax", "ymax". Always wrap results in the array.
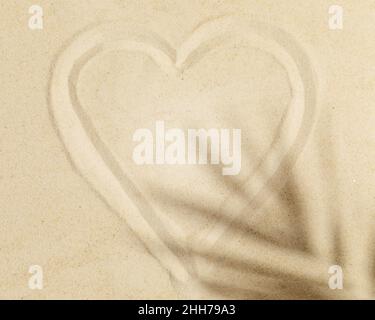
[{"xmin": 1, "ymin": 0, "xmax": 375, "ymax": 299}]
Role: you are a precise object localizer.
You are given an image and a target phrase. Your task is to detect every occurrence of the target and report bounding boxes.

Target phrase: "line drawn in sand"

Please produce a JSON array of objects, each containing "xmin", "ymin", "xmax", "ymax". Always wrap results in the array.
[{"xmin": 48, "ymin": 16, "xmax": 327, "ymax": 297}]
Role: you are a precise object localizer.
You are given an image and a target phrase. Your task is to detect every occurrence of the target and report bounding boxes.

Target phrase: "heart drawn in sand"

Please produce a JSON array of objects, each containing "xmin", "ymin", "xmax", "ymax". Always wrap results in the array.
[{"xmin": 49, "ymin": 17, "xmax": 317, "ymax": 283}]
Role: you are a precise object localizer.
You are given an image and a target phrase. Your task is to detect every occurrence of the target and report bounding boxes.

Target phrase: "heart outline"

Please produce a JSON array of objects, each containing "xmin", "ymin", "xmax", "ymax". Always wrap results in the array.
[{"xmin": 49, "ymin": 16, "xmax": 318, "ymax": 284}]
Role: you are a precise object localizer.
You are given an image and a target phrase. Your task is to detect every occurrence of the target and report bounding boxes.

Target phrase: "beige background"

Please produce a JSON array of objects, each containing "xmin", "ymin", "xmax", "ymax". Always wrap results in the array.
[{"xmin": 1, "ymin": 0, "xmax": 375, "ymax": 299}]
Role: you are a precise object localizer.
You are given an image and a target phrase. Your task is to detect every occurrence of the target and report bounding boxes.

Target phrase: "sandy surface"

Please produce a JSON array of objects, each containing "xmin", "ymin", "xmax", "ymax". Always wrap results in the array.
[{"xmin": 1, "ymin": 0, "xmax": 375, "ymax": 299}]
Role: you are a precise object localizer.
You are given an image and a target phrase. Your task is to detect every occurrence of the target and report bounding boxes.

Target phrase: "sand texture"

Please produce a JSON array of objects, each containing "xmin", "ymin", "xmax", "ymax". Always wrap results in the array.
[{"xmin": 1, "ymin": 0, "xmax": 375, "ymax": 299}]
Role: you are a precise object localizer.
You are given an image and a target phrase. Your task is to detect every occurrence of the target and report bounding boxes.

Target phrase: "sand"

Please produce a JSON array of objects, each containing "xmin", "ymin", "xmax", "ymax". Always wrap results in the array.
[{"xmin": 1, "ymin": 0, "xmax": 375, "ymax": 299}]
